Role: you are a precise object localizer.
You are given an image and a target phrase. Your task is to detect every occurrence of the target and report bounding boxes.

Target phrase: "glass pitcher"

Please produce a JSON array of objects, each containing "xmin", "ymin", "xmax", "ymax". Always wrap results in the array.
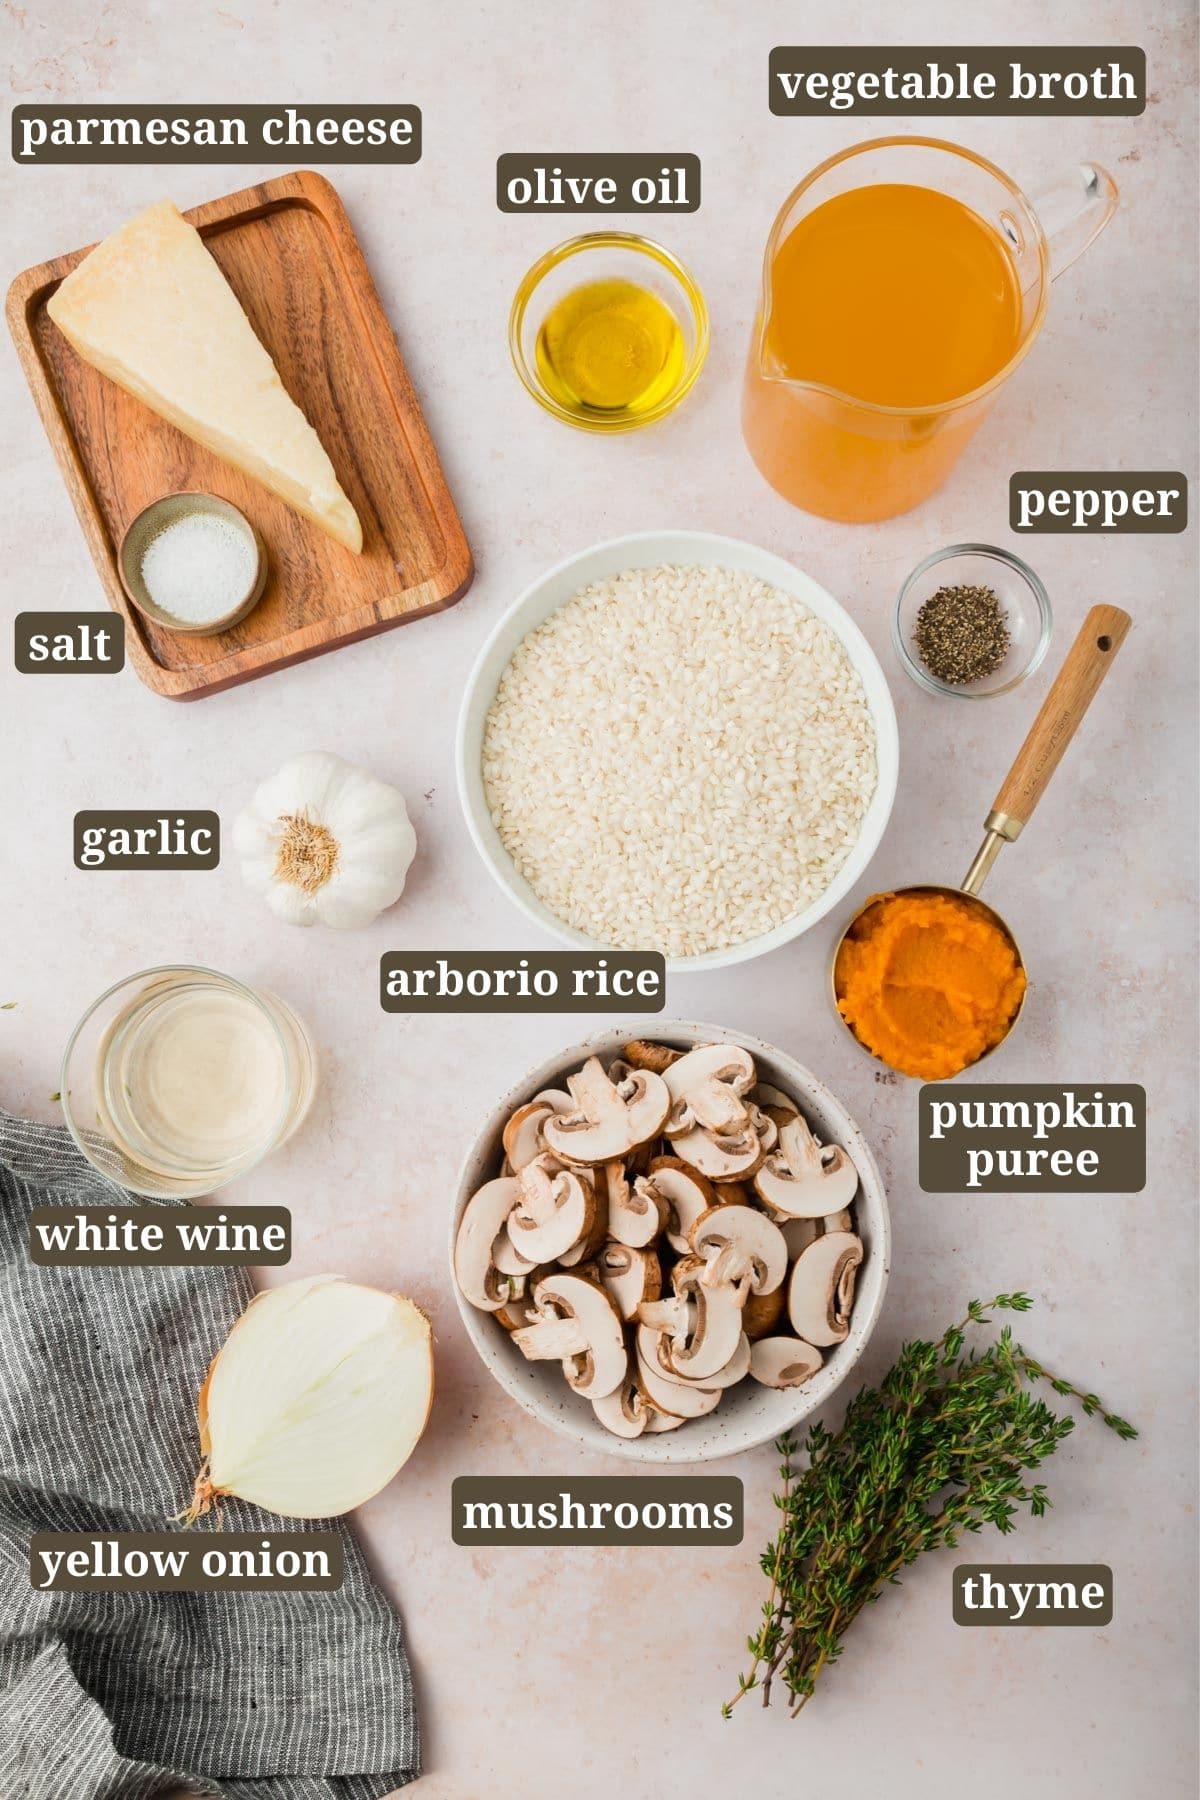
[{"xmin": 742, "ymin": 138, "xmax": 1118, "ymax": 523}]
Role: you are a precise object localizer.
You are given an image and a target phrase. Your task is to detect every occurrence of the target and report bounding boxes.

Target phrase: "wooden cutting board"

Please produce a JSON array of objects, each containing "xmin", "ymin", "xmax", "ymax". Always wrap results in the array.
[{"xmin": 6, "ymin": 171, "xmax": 473, "ymax": 700}]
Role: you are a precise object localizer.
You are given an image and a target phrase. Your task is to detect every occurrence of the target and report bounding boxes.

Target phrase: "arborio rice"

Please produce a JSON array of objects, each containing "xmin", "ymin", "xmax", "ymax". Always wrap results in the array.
[{"xmin": 482, "ymin": 564, "xmax": 877, "ymax": 957}]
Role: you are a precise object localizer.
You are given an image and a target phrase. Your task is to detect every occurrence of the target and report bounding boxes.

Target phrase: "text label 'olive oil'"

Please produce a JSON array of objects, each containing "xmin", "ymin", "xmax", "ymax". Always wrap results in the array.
[{"xmin": 497, "ymin": 154, "xmax": 700, "ymax": 212}]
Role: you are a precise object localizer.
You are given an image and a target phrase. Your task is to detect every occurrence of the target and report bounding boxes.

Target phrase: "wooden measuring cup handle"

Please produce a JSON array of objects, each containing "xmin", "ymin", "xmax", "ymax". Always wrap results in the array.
[{"xmin": 991, "ymin": 605, "xmax": 1131, "ymax": 831}]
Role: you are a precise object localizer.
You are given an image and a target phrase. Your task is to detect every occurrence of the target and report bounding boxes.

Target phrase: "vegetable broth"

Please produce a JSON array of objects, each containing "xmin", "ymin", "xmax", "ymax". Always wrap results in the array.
[
  {"xmin": 744, "ymin": 183, "xmax": 1024, "ymax": 521},
  {"xmin": 765, "ymin": 184, "xmax": 1022, "ymax": 407}
]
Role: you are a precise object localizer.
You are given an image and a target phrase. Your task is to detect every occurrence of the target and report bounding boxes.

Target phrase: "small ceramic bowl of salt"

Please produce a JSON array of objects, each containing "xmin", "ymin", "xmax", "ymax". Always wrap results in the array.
[{"xmin": 118, "ymin": 493, "xmax": 268, "ymax": 635}]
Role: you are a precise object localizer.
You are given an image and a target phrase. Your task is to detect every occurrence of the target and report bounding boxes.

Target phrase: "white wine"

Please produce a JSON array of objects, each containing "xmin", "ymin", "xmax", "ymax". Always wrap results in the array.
[{"xmin": 87, "ymin": 969, "xmax": 314, "ymax": 1196}]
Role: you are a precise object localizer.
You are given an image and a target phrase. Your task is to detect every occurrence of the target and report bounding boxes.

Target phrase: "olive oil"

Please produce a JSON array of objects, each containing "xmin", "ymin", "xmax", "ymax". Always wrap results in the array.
[{"xmin": 535, "ymin": 278, "xmax": 685, "ymax": 418}]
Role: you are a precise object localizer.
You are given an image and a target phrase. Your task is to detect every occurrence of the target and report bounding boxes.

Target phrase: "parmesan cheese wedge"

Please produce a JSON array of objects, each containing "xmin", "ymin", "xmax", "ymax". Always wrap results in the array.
[{"xmin": 47, "ymin": 201, "xmax": 362, "ymax": 553}]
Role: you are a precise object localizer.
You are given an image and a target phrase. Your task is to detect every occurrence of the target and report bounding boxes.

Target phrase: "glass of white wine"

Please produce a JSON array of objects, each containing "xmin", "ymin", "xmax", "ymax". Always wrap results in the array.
[{"xmin": 62, "ymin": 965, "xmax": 316, "ymax": 1199}]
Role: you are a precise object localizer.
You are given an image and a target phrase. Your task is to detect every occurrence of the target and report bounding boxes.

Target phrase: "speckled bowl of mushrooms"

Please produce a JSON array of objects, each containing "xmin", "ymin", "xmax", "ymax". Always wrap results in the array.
[{"xmin": 450, "ymin": 1021, "xmax": 891, "ymax": 1462}]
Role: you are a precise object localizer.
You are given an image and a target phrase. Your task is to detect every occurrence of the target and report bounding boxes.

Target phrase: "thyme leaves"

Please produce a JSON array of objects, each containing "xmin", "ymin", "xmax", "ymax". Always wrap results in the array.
[{"xmin": 725, "ymin": 1294, "xmax": 1136, "ymax": 1719}]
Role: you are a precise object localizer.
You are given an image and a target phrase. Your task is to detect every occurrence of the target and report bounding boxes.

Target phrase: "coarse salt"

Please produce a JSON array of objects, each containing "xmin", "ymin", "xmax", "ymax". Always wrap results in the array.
[{"xmin": 140, "ymin": 512, "xmax": 258, "ymax": 625}]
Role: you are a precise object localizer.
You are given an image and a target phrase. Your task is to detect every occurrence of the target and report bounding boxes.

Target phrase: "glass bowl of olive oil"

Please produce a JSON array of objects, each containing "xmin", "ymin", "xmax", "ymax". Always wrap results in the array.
[{"xmin": 509, "ymin": 232, "xmax": 709, "ymax": 431}]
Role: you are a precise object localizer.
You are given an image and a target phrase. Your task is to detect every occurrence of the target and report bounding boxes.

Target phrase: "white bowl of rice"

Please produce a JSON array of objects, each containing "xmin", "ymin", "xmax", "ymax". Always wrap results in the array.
[{"xmin": 456, "ymin": 531, "xmax": 898, "ymax": 971}]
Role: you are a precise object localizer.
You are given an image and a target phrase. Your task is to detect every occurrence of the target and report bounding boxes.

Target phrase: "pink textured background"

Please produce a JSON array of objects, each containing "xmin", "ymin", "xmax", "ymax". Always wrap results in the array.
[{"xmin": 2, "ymin": 3, "xmax": 1196, "ymax": 1795}]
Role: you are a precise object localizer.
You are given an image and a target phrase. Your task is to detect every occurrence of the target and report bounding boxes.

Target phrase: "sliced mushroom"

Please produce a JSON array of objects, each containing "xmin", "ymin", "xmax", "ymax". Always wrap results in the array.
[
  {"xmin": 558, "ymin": 1202, "xmax": 609, "ymax": 1267},
  {"xmin": 695, "ymin": 1332, "xmax": 750, "ymax": 1389},
  {"xmin": 501, "ymin": 1101, "xmax": 555, "ymax": 1172},
  {"xmin": 604, "ymin": 1160, "xmax": 666, "ymax": 1248},
  {"xmin": 644, "ymin": 1406, "xmax": 687, "ymax": 1433},
  {"xmin": 750, "ymin": 1335, "xmax": 824, "ymax": 1388},
  {"xmin": 542, "ymin": 1057, "xmax": 670, "ymax": 1165},
  {"xmin": 511, "ymin": 1273, "xmax": 627, "ymax": 1398},
  {"xmin": 634, "ymin": 1345, "xmax": 721, "ymax": 1418},
  {"xmin": 592, "ymin": 1377, "xmax": 650, "ymax": 1439},
  {"xmin": 689, "ymin": 1205, "xmax": 788, "ymax": 1296},
  {"xmin": 644, "ymin": 1263, "xmax": 745, "ymax": 1382},
  {"xmin": 637, "ymin": 1157, "xmax": 718, "ymax": 1255},
  {"xmin": 753, "ymin": 1082, "xmax": 799, "ymax": 1117},
  {"xmin": 622, "ymin": 1039, "xmax": 682, "ymax": 1074},
  {"xmin": 747, "ymin": 1102, "xmax": 779, "ymax": 1154},
  {"xmin": 637, "ymin": 1322, "xmax": 750, "ymax": 1390},
  {"xmin": 494, "ymin": 1260, "xmax": 556, "ymax": 1330},
  {"xmin": 625, "ymin": 1136, "xmax": 656, "ymax": 1178},
  {"xmin": 665, "ymin": 1057, "xmax": 766, "ymax": 1179},
  {"xmin": 776, "ymin": 1215, "xmax": 822, "ymax": 1260},
  {"xmin": 533, "ymin": 1087, "xmax": 574, "ymax": 1112},
  {"xmin": 712, "ymin": 1178, "xmax": 751, "ymax": 1204},
  {"xmin": 492, "ymin": 1231, "xmax": 536, "ymax": 1279},
  {"xmin": 463, "ymin": 1041, "xmax": 865, "ymax": 1439},
  {"xmin": 454, "ymin": 1175, "xmax": 523, "ymax": 1311},
  {"xmin": 494, "ymin": 1291, "xmax": 533, "ymax": 1332},
  {"xmin": 506, "ymin": 1154, "xmax": 597, "ymax": 1264},
  {"xmin": 502, "ymin": 1089, "xmax": 576, "ymax": 1171},
  {"xmin": 742, "ymin": 1284, "xmax": 785, "ymax": 1340},
  {"xmin": 489, "ymin": 1260, "xmax": 528, "ymax": 1303},
  {"xmin": 671, "ymin": 1117, "xmax": 764, "ymax": 1183},
  {"xmin": 754, "ymin": 1114, "xmax": 860, "ymax": 1219},
  {"xmin": 637, "ymin": 1291, "xmax": 694, "ymax": 1339},
  {"xmin": 662, "ymin": 1043, "xmax": 757, "ymax": 1136},
  {"xmin": 787, "ymin": 1232, "xmax": 864, "ymax": 1346},
  {"xmin": 598, "ymin": 1242, "xmax": 661, "ymax": 1321}
]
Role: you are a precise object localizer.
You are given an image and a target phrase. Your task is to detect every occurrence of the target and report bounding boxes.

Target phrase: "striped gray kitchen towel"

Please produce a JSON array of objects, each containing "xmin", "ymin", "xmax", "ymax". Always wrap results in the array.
[{"xmin": 0, "ymin": 1109, "xmax": 419, "ymax": 1799}]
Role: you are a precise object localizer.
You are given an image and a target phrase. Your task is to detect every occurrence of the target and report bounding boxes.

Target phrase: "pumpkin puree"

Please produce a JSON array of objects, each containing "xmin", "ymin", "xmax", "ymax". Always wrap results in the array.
[{"xmin": 834, "ymin": 890, "xmax": 1026, "ymax": 1080}]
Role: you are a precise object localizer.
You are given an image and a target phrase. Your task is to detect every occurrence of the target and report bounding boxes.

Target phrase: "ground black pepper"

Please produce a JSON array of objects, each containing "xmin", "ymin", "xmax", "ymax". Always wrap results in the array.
[{"xmin": 914, "ymin": 584, "xmax": 1011, "ymax": 685}]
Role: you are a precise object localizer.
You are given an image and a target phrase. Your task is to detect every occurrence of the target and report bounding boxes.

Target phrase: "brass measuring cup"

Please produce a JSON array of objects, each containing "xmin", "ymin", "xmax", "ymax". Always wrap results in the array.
[{"xmin": 833, "ymin": 604, "xmax": 1132, "ymax": 1076}]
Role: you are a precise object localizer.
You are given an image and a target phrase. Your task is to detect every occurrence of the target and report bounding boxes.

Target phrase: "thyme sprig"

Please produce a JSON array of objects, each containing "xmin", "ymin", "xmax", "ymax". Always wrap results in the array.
[{"xmin": 724, "ymin": 1294, "xmax": 1137, "ymax": 1719}]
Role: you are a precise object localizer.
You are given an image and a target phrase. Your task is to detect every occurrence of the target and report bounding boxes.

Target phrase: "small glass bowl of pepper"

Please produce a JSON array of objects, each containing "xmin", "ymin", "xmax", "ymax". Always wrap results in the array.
[{"xmin": 893, "ymin": 544, "xmax": 1052, "ymax": 698}]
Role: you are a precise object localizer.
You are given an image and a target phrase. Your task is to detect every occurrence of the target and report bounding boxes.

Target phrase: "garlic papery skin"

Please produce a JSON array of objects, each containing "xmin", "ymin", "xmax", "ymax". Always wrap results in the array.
[
  {"xmin": 192, "ymin": 1275, "xmax": 434, "ymax": 1520},
  {"xmin": 233, "ymin": 751, "xmax": 417, "ymax": 929}
]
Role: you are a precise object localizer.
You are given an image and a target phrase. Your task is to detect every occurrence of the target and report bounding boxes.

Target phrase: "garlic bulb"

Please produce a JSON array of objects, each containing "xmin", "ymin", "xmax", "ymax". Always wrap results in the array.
[
  {"xmin": 190, "ymin": 1275, "xmax": 434, "ymax": 1520},
  {"xmin": 233, "ymin": 751, "xmax": 416, "ymax": 929}
]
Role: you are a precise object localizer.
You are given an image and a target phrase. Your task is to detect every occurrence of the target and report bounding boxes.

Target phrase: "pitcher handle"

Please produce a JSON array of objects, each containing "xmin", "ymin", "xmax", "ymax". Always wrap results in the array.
[{"xmin": 1029, "ymin": 163, "xmax": 1119, "ymax": 281}]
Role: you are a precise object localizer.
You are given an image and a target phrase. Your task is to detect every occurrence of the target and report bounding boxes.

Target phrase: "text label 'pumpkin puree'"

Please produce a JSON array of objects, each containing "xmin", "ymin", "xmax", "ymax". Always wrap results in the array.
[{"xmin": 834, "ymin": 890, "xmax": 1026, "ymax": 1081}]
